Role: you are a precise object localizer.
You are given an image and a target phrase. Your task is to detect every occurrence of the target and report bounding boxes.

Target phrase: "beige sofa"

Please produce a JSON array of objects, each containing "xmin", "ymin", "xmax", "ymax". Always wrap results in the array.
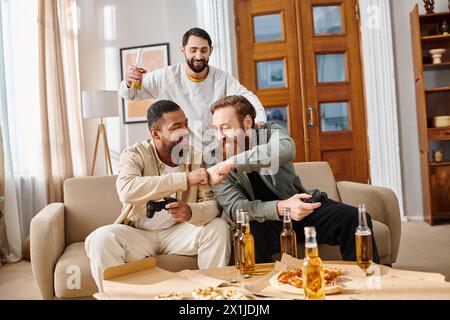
[{"xmin": 30, "ymin": 161, "xmax": 401, "ymax": 299}]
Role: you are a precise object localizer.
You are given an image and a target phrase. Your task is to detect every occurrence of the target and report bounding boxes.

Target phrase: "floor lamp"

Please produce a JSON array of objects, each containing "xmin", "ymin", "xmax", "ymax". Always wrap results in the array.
[{"xmin": 82, "ymin": 90, "xmax": 118, "ymax": 176}]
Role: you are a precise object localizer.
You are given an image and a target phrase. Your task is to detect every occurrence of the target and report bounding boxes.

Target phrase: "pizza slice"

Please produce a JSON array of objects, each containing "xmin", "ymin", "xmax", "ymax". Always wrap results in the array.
[{"xmin": 269, "ymin": 266, "xmax": 344, "ymax": 295}]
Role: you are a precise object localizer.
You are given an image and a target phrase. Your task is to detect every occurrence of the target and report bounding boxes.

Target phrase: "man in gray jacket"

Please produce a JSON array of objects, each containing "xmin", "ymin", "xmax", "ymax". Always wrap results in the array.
[{"xmin": 206, "ymin": 95, "xmax": 380, "ymax": 264}]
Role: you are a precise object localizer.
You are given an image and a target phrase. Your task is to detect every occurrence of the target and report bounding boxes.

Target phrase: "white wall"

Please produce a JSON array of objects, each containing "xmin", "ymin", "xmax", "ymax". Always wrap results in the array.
[
  {"xmin": 390, "ymin": 0, "xmax": 448, "ymax": 217},
  {"xmin": 77, "ymin": 0, "xmax": 200, "ymax": 174}
]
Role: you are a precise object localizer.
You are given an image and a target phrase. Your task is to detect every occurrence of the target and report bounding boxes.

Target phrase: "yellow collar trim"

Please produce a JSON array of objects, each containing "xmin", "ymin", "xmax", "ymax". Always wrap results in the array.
[
  {"xmin": 187, "ymin": 73, "xmax": 206, "ymax": 83},
  {"xmin": 185, "ymin": 66, "xmax": 208, "ymax": 83}
]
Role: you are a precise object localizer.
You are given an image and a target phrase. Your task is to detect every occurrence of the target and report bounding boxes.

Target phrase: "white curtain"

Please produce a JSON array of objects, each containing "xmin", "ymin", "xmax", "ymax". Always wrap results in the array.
[
  {"xmin": 0, "ymin": 0, "xmax": 87, "ymax": 260},
  {"xmin": 38, "ymin": 0, "xmax": 88, "ymax": 203},
  {"xmin": 0, "ymin": 0, "xmax": 47, "ymax": 260},
  {"xmin": 58, "ymin": 0, "xmax": 88, "ymax": 178},
  {"xmin": 359, "ymin": 0, "xmax": 404, "ymax": 217},
  {"xmin": 196, "ymin": 0, "xmax": 234, "ymax": 74}
]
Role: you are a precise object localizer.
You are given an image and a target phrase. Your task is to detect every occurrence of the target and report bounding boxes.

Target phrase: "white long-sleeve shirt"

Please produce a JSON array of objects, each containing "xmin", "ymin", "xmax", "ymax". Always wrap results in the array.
[{"xmin": 119, "ymin": 63, "xmax": 267, "ymax": 143}]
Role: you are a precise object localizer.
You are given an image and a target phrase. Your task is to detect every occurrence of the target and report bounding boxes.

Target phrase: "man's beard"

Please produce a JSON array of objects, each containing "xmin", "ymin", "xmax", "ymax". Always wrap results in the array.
[
  {"xmin": 186, "ymin": 56, "xmax": 209, "ymax": 73},
  {"xmin": 162, "ymin": 135, "xmax": 190, "ymax": 164}
]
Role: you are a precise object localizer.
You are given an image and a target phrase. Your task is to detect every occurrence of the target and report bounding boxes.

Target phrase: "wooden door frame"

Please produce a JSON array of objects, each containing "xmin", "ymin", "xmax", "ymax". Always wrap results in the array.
[
  {"xmin": 295, "ymin": 0, "xmax": 370, "ymax": 182},
  {"xmin": 234, "ymin": 0, "xmax": 306, "ymax": 162},
  {"xmin": 293, "ymin": 0, "xmax": 310, "ymax": 161}
]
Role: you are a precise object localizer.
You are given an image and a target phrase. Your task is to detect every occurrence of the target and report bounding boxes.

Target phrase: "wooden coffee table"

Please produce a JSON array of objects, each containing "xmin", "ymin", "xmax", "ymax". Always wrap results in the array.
[
  {"xmin": 196, "ymin": 261, "xmax": 450, "ymax": 300},
  {"xmin": 95, "ymin": 259, "xmax": 450, "ymax": 300}
]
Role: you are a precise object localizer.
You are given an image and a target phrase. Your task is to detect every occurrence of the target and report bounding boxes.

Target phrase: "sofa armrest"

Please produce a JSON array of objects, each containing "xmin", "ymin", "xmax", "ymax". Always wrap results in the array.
[
  {"xmin": 336, "ymin": 182, "xmax": 401, "ymax": 263},
  {"xmin": 30, "ymin": 203, "xmax": 65, "ymax": 300}
]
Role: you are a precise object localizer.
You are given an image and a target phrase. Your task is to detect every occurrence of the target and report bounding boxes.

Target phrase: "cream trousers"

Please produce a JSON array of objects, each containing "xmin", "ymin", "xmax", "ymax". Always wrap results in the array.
[{"xmin": 85, "ymin": 218, "xmax": 231, "ymax": 291}]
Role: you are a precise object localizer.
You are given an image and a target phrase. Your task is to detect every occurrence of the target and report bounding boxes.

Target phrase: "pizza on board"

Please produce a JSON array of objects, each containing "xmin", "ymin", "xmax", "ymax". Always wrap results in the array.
[{"xmin": 269, "ymin": 267, "xmax": 344, "ymax": 295}]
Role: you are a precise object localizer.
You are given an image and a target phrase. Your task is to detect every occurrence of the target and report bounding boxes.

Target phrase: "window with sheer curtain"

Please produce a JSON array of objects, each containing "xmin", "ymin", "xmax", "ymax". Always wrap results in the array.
[
  {"xmin": 0, "ymin": 0, "xmax": 86, "ymax": 261},
  {"xmin": 0, "ymin": 0, "xmax": 45, "ymax": 261}
]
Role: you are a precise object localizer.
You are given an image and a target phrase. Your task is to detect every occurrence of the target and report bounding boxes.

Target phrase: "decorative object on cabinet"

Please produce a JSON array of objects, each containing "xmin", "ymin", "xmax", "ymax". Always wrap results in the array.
[
  {"xmin": 429, "ymin": 48, "xmax": 446, "ymax": 64},
  {"xmin": 433, "ymin": 149, "xmax": 444, "ymax": 163},
  {"xmin": 439, "ymin": 18, "xmax": 449, "ymax": 34},
  {"xmin": 433, "ymin": 115, "xmax": 450, "ymax": 128},
  {"xmin": 423, "ymin": 0, "xmax": 435, "ymax": 14}
]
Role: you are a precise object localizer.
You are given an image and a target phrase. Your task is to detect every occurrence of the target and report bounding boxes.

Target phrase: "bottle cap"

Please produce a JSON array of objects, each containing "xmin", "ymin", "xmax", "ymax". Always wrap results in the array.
[
  {"xmin": 283, "ymin": 208, "xmax": 291, "ymax": 222},
  {"xmin": 236, "ymin": 208, "xmax": 243, "ymax": 223},
  {"xmin": 358, "ymin": 204, "xmax": 366, "ymax": 213},
  {"xmin": 304, "ymin": 226, "xmax": 316, "ymax": 236},
  {"xmin": 241, "ymin": 211, "xmax": 249, "ymax": 225},
  {"xmin": 357, "ymin": 203, "xmax": 370, "ymax": 231}
]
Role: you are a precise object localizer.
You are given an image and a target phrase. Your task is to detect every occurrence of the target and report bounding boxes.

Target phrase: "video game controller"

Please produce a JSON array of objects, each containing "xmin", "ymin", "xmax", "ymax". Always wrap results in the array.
[
  {"xmin": 302, "ymin": 190, "xmax": 328, "ymax": 204},
  {"xmin": 146, "ymin": 197, "xmax": 177, "ymax": 219}
]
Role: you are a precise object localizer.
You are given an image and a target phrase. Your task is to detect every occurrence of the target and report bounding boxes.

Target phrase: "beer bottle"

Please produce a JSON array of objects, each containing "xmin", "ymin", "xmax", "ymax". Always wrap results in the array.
[
  {"xmin": 233, "ymin": 209, "xmax": 244, "ymax": 269},
  {"xmin": 280, "ymin": 208, "xmax": 297, "ymax": 258},
  {"xmin": 131, "ymin": 48, "xmax": 144, "ymax": 89},
  {"xmin": 355, "ymin": 204, "xmax": 373, "ymax": 274},
  {"xmin": 302, "ymin": 226, "xmax": 325, "ymax": 300},
  {"xmin": 238, "ymin": 212, "xmax": 255, "ymax": 276}
]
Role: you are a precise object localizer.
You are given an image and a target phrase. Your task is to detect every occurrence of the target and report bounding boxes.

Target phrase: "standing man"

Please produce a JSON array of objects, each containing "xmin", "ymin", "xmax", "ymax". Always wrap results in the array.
[{"xmin": 119, "ymin": 27, "xmax": 266, "ymax": 143}]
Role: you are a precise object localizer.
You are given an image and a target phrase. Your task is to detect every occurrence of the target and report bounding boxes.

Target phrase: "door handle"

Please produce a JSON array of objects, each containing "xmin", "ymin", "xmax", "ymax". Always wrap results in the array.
[{"xmin": 307, "ymin": 106, "xmax": 314, "ymax": 128}]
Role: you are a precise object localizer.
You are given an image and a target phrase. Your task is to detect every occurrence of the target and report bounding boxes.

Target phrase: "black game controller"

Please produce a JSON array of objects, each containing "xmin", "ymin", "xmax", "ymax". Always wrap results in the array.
[
  {"xmin": 146, "ymin": 197, "xmax": 177, "ymax": 219},
  {"xmin": 303, "ymin": 190, "xmax": 328, "ymax": 204}
]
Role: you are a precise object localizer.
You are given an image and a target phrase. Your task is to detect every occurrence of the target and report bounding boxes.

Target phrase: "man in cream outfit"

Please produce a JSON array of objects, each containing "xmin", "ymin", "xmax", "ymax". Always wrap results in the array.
[
  {"xmin": 120, "ymin": 27, "xmax": 266, "ymax": 144},
  {"xmin": 85, "ymin": 100, "xmax": 231, "ymax": 291}
]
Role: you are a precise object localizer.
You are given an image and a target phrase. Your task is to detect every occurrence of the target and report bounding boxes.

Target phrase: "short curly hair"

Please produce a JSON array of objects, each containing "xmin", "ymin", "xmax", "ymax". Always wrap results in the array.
[{"xmin": 147, "ymin": 100, "xmax": 181, "ymax": 130}]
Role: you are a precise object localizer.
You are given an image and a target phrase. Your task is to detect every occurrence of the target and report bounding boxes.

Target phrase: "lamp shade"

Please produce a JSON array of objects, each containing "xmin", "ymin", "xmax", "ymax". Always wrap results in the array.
[{"xmin": 82, "ymin": 90, "xmax": 118, "ymax": 119}]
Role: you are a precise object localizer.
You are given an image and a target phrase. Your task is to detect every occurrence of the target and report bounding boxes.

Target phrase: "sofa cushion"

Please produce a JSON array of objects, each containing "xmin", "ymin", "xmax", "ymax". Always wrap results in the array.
[
  {"xmin": 54, "ymin": 242, "xmax": 199, "ymax": 299},
  {"xmin": 64, "ymin": 176, "xmax": 122, "ymax": 245},
  {"xmin": 372, "ymin": 220, "xmax": 391, "ymax": 262},
  {"xmin": 54, "ymin": 242, "xmax": 97, "ymax": 298},
  {"xmin": 293, "ymin": 162, "xmax": 341, "ymax": 202}
]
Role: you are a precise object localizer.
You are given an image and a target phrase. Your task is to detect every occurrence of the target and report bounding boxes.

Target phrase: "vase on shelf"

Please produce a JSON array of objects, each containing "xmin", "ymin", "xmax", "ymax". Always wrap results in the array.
[
  {"xmin": 440, "ymin": 18, "xmax": 449, "ymax": 35},
  {"xmin": 433, "ymin": 150, "xmax": 444, "ymax": 163},
  {"xmin": 423, "ymin": 0, "xmax": 435, "ymax": 14},
  {"xmin": 429, "ymin": 48, "xmax": 446, "ymax": 64}
]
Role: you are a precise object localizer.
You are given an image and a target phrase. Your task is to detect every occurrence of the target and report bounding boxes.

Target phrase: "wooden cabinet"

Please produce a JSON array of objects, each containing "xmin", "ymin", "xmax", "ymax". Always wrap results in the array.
[{"xmin": 410, "ymin": 5, "xmax": 450, "ymax": 225}]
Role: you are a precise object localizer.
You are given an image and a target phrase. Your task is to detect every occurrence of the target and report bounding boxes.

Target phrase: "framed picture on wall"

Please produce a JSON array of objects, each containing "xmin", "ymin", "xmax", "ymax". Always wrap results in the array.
[{"xmin": 120, "ymin": 43, "xmax": 170, "ymax": 124}]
